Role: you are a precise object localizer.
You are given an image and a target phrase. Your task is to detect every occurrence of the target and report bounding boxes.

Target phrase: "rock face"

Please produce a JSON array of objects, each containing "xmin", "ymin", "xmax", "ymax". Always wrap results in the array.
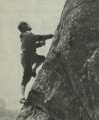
[{"xmin": 16, "ymin": 0, "xmax": 99, "ymax": 120}]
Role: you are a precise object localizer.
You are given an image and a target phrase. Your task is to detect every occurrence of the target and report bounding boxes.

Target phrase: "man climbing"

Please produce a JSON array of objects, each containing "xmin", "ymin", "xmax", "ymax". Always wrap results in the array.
[{"xmin": 18, "ymin": 21, "xmax": 54, "ymax": 103}]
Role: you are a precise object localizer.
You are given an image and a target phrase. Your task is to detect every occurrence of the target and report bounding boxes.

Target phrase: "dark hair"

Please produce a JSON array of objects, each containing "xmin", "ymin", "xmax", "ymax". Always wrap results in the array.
[{"xmin": 18, "ymin": 21, "xmax": 32, "ymax": 32}]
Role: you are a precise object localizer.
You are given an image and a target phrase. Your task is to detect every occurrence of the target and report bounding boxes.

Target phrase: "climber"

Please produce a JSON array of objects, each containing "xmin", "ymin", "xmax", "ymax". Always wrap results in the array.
[{"xmin": 18, "ymin": 21, "xmax": 54, "ymax": 104}]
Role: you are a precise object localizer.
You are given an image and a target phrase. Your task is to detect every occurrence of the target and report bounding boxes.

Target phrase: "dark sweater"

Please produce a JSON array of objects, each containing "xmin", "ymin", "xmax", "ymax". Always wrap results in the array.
[{"xmin": 20, "ymin": 31, "xmax": 53, "ymax": 54}]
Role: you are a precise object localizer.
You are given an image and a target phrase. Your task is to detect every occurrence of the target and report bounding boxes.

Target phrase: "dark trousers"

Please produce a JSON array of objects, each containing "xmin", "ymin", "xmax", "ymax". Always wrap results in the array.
[{"xmin": 21, "ymin": 53, "xmax": 45, "ymax": 87}]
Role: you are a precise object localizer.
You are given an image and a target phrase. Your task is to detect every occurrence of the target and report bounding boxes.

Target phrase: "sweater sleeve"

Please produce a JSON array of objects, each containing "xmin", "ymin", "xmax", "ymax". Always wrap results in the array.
[{"xmin": 34, "ymin": 34, "xmax": 54, "ymax": 41}]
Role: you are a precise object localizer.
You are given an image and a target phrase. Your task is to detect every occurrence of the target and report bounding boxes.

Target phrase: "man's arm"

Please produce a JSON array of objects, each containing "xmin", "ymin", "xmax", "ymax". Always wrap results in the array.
[
  {"xmin": 31, "ymin": 34, "xmax": 54, "ymax": 48},
  {"xmin": 35, "ymin": 34, "xmax": 54, "ymax": 41}
]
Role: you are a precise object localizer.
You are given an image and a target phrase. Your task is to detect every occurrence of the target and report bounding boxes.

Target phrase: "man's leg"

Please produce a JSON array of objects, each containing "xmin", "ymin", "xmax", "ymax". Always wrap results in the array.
[
  {"xmin": 20, "ymin": 53, "xmax": 33, "ymax": 103},
  {"xmin": 32, "ymin": 55, "xmax": 45, "ymax": 77},
  {"xmin": 20, "ymin": 67, "xmax": 32, "ymax": 104},
  {"xmin": 21, "ymin": 85, "xmax": 25, "ymax": 101}
]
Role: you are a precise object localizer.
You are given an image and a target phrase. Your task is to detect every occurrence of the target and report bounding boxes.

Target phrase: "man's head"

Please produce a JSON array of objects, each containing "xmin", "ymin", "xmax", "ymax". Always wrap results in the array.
[{"xmin": 18, "ymin": 21, "xmax": 32, "ymax": 33}]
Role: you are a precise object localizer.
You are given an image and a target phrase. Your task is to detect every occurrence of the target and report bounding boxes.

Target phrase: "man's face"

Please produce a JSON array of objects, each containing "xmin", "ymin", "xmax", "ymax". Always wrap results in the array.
[{"xmin": 26, "ymin": 24, "xmax": 32, "ymax": 31}]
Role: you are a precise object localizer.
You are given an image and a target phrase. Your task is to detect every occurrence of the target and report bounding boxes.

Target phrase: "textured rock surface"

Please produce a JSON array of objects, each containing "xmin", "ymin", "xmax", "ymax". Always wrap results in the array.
[{"xmin": 16, "ymin": 0, "xmax": 99, "ymax": 120}]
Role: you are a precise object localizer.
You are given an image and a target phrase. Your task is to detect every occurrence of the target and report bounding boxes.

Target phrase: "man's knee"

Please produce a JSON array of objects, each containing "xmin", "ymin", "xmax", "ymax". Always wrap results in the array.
[
  {"xmin": 35, "ymin": 55, "xmax": 45, "ymax": 63},
  {"xmin": 40, "ymin": 56, "xmax": 45, "ymax": 62}
]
